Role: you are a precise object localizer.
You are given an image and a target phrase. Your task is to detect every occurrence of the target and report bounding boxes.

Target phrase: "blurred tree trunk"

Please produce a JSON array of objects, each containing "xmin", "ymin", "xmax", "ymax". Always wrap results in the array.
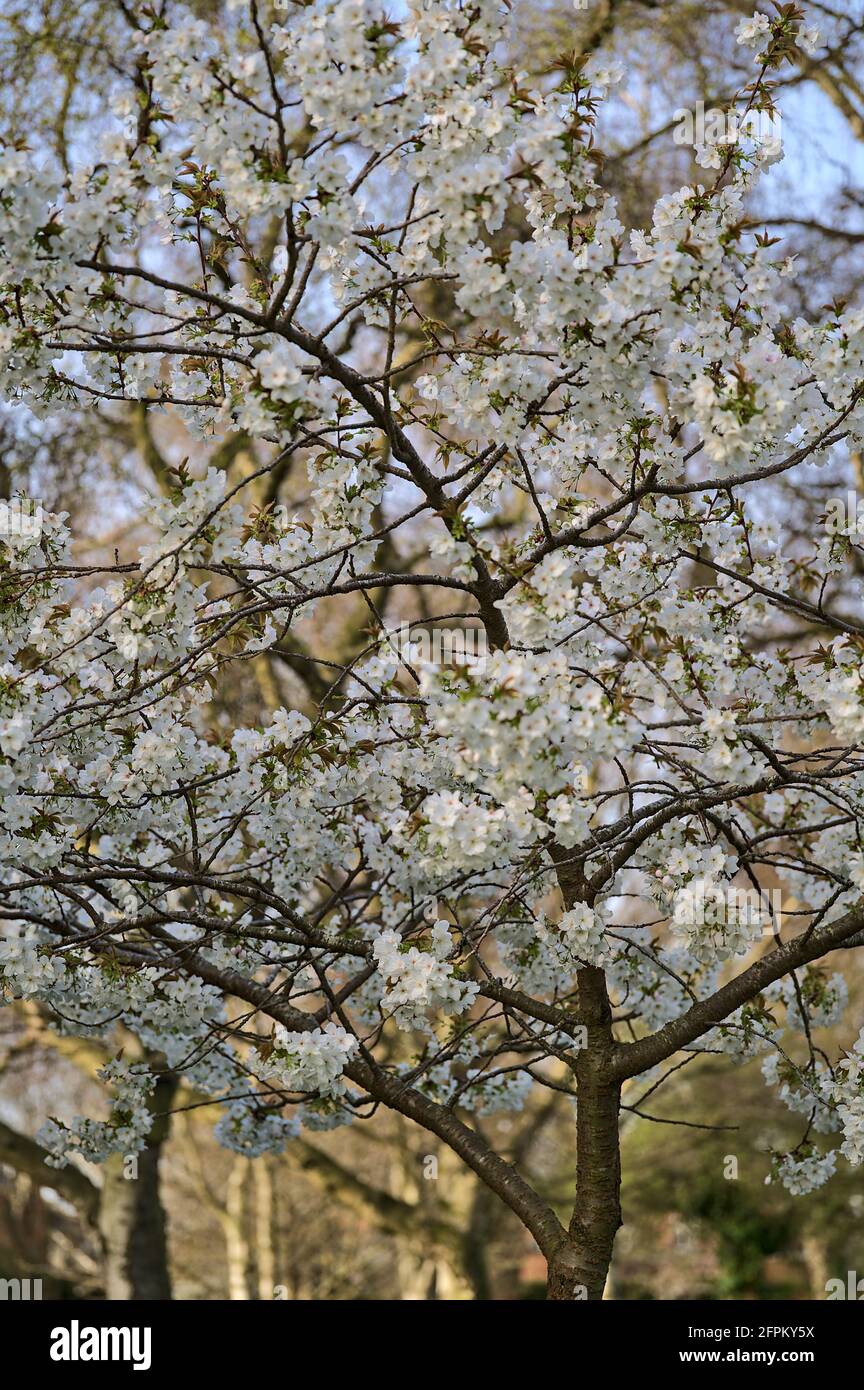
[
  {"xmin": 98, "ymin": 1073, "xmax": 177, "ymax": 1300},
  {"xmin": 462, "ymin": 1181, "xmax": 496, "ymax": 1300},
  {"xmin": 254, "ymin": 1157, "xmax": 277, "ymax": 1299},
  {"xmin": 221, "ymin": 1157, "xmax": 254, "ymax": 1300},
  {"xmin": 801, "ymin": 1233, "xmax": 829, "ymax": 1300}
]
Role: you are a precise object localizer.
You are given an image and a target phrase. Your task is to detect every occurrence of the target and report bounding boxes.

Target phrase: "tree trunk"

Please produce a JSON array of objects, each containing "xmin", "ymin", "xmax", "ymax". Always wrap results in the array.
[
  {"xmin": 801, "ymin": 1232, "xmax": 829, "ymax": 1300},
  {"xmin": 98, "ymin": 1073, "xmax": 177, "ymax": 1300},
  {"xmin": 462, "ymin": 1180, "xmax": 495, "ymax": 1300},
  {"xmin": 222, "ymin": 1157, "xmax": 254, "ymax": 1300},
  {"xmin": 254, "ymin": 1157, "xmax": 277, "ymax": 1300},
  {"xmin": 547, "ymin": 965, "xmax": 623, "ymax": 1301}
]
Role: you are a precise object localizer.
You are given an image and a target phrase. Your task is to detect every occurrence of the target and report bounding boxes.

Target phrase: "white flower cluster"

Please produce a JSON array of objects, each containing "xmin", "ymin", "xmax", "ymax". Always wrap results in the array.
[
  {"xmin": 214, "ymin": 1102, "xmax": 301, "ymax": 1157},
  {"xmin": 768, "ymin": 1147, "xmax": 837, "ymax": 1196},
  {"xmin": 711, "ymin": 1001, "xmax": 780, "ymax": 1063},
  {"xmin": 761, "ymin": 1054, "xmax": 836, "ymax": 1134},
  {"xmin": 796, "ymin": 641, "xmax": 864, "ymax": 745},
  {"xmin": 670, "ymin": 877, "xmax": 767, "ymax": 963},
  {"xmin": 542, "ymin": 904, "xmax": 611, "ymax": 970},
  {"xmin": 734, "ymin": 11, "xmax": 772, "ymax": 49},
  {"xmin": 772, "ymin": 971, "xmax": 848, "ymax": 1033},
  {"xmin": 830, "ymin": 1030, "xmax": 864, "ymax": 1166},
  {"xmin": 463, "ymin": 1069, "xmax": 536, "ymax": 1117},
  {"xmin": 608, "ymin": 937, "xmax": 721, "ymax": 1034},
  {"xmin": 37, "ymin": 1060, "xmax": 158, "ymax": 1167},
  {"xmin": 255, "ymin": 1022, "xmax": 359, "ymax": 1100},
  {"xmin": 735, "ymin": 9, "xmax": 819, "ymax": 57},
  {"xmin": 372, "ymin": 923, "xmax": 479, "ymax": 1031}
]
